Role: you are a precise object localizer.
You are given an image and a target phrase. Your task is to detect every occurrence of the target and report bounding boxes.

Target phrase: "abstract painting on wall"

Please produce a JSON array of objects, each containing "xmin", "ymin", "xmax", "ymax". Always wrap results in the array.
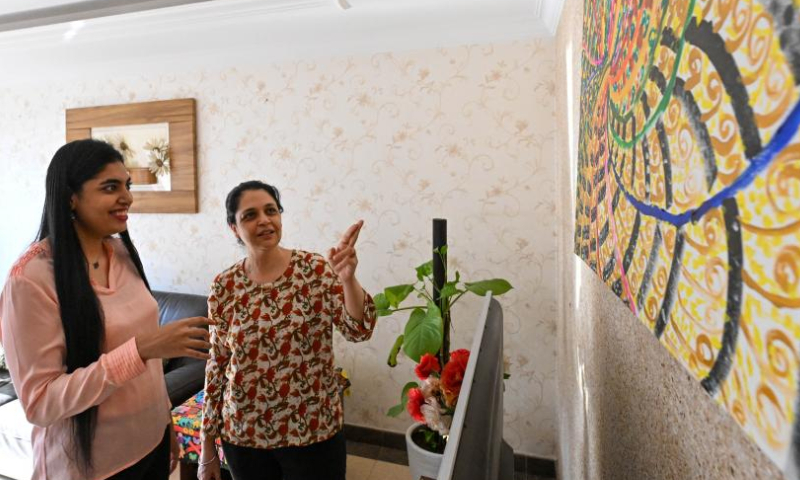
[{"xmin": 576, "ymin": 0, "xmax": 800, "ymax": 473}]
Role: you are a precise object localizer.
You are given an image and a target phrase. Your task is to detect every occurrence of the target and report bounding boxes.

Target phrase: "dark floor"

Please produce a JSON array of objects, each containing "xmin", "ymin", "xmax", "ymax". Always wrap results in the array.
[{"xmin": 348, "ymin": 440, "xmax": 555, "ymax": 480}]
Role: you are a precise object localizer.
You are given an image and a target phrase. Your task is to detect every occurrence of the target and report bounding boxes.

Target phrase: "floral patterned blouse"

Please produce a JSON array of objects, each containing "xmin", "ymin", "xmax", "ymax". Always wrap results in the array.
[{"xmin": 201, "ymin": 249, "xmax": 376, "ymax": 449}]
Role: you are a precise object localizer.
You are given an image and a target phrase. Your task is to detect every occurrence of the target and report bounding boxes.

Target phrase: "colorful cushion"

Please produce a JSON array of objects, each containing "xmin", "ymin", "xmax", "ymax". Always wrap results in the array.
[{"xmin": 171, "ymin": 390, "xmax": 227, "ymax": 466}]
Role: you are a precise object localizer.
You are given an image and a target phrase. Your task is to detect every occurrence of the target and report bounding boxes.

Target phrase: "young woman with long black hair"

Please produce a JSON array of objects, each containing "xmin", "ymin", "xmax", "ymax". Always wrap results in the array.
[{"xmin": 0, "ymin": 139, "xmax": 212, "ymax": 480}]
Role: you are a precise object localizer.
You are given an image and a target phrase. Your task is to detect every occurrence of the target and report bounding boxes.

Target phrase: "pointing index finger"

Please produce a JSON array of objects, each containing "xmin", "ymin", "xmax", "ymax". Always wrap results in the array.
[{"xmin": 347, "ymin": 220, "xmax": 364, "ymax": 248}]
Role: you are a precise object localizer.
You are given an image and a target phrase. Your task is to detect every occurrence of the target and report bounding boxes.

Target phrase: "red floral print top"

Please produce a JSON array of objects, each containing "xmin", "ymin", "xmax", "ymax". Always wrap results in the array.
[{"xmin": 201, "ymin": 250, "xmax": 376, "ymax": 449}]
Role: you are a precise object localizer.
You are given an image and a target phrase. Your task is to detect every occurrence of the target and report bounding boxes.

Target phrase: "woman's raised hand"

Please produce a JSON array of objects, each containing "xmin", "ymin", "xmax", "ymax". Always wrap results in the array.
[
  {"xmin": 136, "ymin": 316, "xmax": 213, "ymax": 361},
  {"xmin": 328, "ymin": 220, "xmax": 363, "ymax": 283}
]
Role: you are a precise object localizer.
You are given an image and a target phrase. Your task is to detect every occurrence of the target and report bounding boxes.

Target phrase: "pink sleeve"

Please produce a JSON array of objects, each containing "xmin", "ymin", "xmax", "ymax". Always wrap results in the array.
[
  {"xmin": 0, "ymin": 275, "xmax": 146, "ymax": 427},
  {"xmin": 102, "ymin": 338, "xmax": 147, "ymax": 386}
]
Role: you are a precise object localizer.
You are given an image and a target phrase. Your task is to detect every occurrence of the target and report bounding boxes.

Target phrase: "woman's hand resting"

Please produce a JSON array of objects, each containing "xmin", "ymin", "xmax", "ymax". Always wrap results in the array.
[{"xmin": 136, "ymin": 317, "xmax": 213, "ymax": 360}]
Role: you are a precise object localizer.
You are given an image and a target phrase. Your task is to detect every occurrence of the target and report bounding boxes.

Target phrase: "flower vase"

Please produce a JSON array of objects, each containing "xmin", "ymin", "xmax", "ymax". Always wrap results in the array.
[{"xmin": 405, "ymin": 423, "xmax": 442, "ymax": 480}]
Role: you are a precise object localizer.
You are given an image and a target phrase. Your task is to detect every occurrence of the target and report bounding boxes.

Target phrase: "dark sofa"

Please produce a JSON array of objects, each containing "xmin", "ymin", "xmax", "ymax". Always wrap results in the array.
[{"xmin": 0, "ymin": 289, "xmax": 208, "ymax": 409}]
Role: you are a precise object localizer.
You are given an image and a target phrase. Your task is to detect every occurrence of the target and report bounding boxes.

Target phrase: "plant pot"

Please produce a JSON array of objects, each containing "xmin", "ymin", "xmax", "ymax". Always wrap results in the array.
[
  {"xmin": 129, "ymin": 167, "xmax": 157, "ymax": 185},
  {"xmin": 405, "ymin": 423, "xmax": 442, "ymax": 480}
]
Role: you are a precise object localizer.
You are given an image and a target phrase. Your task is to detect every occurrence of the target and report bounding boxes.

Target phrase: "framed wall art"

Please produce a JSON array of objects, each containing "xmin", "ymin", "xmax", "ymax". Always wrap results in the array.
[{"xmin": 66, "ymin": 98, "xmax": 197, "ymax": 213}]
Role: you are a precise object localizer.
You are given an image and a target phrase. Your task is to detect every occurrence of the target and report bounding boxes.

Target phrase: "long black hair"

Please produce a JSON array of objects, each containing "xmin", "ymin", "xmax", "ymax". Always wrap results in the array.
[{"xmin": 35, "ymin": 139, "xmax": 150, "ymax": 475}]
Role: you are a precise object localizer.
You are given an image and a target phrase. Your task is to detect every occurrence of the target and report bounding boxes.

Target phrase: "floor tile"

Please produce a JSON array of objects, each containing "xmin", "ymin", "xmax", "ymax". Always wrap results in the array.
[
  {"xmin": 367, "ymin": 459, "xmax": 410, "ymax": 480},
  {"xmin": 347, "ymin": 440, "xmax": 382, "ymax": 459},
  {"xmin": 377, "ymin": 446, "xmax": 409, "ymax": 466},
  {"xmin": 347, "ymin": 454, "xmax": 375, "ymax": 480}
]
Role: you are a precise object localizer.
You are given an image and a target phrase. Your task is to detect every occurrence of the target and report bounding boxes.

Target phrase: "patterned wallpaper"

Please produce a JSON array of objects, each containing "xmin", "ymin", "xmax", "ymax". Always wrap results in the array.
[{"xmin": 0, "ymin": 40, "xmax": 558, "ymax": 458}]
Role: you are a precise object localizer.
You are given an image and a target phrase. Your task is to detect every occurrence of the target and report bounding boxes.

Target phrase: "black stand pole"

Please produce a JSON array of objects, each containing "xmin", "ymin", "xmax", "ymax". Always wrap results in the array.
[{"xmin": 432, "ymin": 218, "xmax": 449, "ymax": 366}]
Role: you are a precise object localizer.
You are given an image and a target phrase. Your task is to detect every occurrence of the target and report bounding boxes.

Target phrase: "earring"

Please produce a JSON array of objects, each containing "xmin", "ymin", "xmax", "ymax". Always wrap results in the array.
[{"xmin": 70, "ymin": 211, "xmax": 76, "ymax": 220}]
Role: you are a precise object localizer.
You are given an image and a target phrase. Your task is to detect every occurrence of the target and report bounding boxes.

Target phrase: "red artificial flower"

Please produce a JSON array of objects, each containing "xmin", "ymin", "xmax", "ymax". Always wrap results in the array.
[
  {"xmin": 406, "ymin": 388, "xmax": 426, "ymax": 423},
  {"xmin": 415, "ymin": 353, "xmax": 441, "ymax": 380},
  {"xmin": 441, "ymin": 349, "xmax": 470, "ymax": 408},
  {"xmin": 449, "ymin": 349, "xmax": 470, "ymax": 365}
]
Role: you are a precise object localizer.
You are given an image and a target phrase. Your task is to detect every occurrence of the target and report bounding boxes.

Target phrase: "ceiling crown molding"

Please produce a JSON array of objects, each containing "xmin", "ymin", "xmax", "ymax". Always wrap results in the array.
[{"xmin": 0, "ymin": 0, "xmax": 564, "ymax": 86}]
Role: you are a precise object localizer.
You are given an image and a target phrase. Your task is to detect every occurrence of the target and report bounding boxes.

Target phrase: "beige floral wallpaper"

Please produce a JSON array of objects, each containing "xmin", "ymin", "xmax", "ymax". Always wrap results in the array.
[{"xmin": 0, "ymin": 40, "xmax": 557, "ymax": 458}]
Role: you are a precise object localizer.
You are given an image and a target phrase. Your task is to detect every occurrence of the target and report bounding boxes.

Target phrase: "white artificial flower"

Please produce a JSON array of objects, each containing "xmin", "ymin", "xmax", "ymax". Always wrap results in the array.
[
  {"xmin": 420, "ymin": 376, "xmax": 440, "ymax": 399},
  {"xmin": 421, "ymin": 397, "xmax": 451, "ymax": 436}
]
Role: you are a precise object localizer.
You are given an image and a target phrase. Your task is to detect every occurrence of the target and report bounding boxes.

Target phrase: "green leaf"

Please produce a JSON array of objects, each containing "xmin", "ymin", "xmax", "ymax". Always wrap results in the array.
[
  {"xmin": 464, "ymin": 279, "xmax": 513, "ymax": 296},
  {"xmin": 384, "ymin": 284, "xmax": 415, "ymax": 308},
  {"xmin": 415, "ymin": 261, "xmax": 432, "ymax": 281},
  {"xmin": 374, "ymin": 293, "xmax": 392, "ymax": 316},
  {"xmin": 434, "ymin": 245, "xmax": 448, "ymax": 257},
  {"xmin": 439, "ymin": 281, "xmax": 461, "ymax": 299},
  {"xmin": 402, "ymin": 303, "xmax": 443, "ymax": 362},
  {"xmin": 387, "ymin": 381, "xmax": 419, "ymax": 417},
  {"xmin": 387, "ymin": 334, "xmax": 404, "ymax": 367}
]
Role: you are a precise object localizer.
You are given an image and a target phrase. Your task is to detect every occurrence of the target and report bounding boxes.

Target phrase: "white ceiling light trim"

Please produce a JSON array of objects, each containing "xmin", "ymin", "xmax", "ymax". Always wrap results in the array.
[{"xmin": 0, "ymin": 0, "xmax": 564, "ymax": 86}]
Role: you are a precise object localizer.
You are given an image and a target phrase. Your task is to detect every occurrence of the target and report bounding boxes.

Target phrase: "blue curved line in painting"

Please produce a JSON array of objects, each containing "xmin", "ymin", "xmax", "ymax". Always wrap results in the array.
[{"xmin": 611, "ymin": 99, "xmax": 800, "ymax": 227}]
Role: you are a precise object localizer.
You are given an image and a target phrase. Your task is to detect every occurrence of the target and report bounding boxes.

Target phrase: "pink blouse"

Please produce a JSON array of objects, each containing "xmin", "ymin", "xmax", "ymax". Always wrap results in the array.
[{"xmin": 0, "ymin": 239, "xmax": 171, "ymax": 480}]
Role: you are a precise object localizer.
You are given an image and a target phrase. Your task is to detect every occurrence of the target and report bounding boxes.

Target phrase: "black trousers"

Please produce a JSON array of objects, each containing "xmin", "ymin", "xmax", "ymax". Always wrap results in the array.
[
  {"xmin": 221, "ymin": 431, "xmax": 346, "ymax": 480},
  {"xmin": 106, "ymin": 427, "xmax": 170, "ymax": 480}
]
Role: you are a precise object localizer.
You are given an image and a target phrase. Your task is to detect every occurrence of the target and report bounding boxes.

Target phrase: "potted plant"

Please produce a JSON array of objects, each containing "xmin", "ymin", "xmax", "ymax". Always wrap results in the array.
[{"xmin": 374, "ymin": 247, "xmax": 512, "ymax": 479}]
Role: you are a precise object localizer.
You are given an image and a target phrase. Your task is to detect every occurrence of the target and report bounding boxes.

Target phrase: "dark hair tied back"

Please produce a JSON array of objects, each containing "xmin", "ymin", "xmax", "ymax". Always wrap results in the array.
[{"xmin": 225, "ymin": 180, "xmax": 284, "ymax": 227}]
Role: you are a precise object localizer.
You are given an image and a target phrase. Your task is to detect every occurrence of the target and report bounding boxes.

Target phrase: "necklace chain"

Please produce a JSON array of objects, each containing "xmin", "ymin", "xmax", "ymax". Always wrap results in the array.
[{"xmin": 86, "ymin": 252, "xmax": 102, "ymax": 270}]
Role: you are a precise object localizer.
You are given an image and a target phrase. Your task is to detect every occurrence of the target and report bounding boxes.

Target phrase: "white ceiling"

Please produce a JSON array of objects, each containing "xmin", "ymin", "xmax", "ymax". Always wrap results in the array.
[
  {"xmin": 0, "ymin": 0, "xmax": 564, "ymax": 85},
  {"xmin": 0, "ymin": 0, "xmax": 80, "ymax": 16}
]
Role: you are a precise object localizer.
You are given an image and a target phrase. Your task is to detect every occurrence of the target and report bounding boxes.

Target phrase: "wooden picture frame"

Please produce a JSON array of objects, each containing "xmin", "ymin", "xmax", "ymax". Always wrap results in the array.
[{"xmin": 66, "ymin": 98, "xmax": 197, "ymax": 213}]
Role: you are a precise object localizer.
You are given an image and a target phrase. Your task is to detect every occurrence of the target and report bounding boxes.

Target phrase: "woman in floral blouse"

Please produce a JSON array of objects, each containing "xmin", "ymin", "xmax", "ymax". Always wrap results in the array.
[{"xmin": 198, "ymin": 180, "xmax": 376, "ymax": 480}]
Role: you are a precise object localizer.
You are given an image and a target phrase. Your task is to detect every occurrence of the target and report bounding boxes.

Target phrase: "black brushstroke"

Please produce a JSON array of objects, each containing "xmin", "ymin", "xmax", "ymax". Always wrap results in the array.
[
  {"xmin": 654, "ymin": 228, "xmax": 686, "ymax": 339},
  {"xmin": 641, "ymin": 92, "xmax": 653, "ymax": 201},
  {"xmin": 649, "ymin": 66, "xmax": 674, "ymax": 208},
  {"xmin": 700, "ymin": 199, "xmax": 743, "ymax": 394},
  {"xmin": 599, "ymin": 220, "xmax": 610, "ymax": 246},
  {"xmin": 612, "ymin": 278, "xmax": 623, "ymax": 297},
  {"xmin": 760, "ymin": 0, "xmax": 800, "ymax": 84},
  {"xmin": 674, "ymin": 78, "xmax": 718, "ymax": 190},
  {"xmin": 630, "ymin": 115, "xmax": 637, "ymax": 188},
  {"xmin": 637, "ymin": 226, "xmax": 663, "ymax": 312},
  {"xmin": 656, "ymin": 121, "xmax": 674, "ymax": 209},
  {"xmin": 602, "ymin": 255, "xmax": 616, "ymax": 282},
  {"xmin": 623, "ymin": 213, "xmax": 642, "ymax": 272},
  {"xmin": 661, "ymin": 27, "xmax": 679, "ymax": 50},
  {"xmin": 685, "ymin": 19, "xmax": 763, "ymax": 159},
  {"xmin": 597, "ymin": 183, "xmax": 607, "ymax": 204}
]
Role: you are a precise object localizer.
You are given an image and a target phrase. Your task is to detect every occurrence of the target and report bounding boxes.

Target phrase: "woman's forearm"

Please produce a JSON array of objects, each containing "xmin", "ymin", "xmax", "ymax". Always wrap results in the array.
[
  {"xmin": 342, "ymin": 277, "xmax": 366, "ymax": 320},
  {"xmin": 200, "ymin": 435, "xmax": 218, "ymax": 462}
]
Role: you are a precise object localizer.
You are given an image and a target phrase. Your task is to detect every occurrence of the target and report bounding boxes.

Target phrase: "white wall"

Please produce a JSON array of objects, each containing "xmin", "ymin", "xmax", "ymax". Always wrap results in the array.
[{"xmin": 0, "ymin": 40, "xmax": 558, "ymax": 458}]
